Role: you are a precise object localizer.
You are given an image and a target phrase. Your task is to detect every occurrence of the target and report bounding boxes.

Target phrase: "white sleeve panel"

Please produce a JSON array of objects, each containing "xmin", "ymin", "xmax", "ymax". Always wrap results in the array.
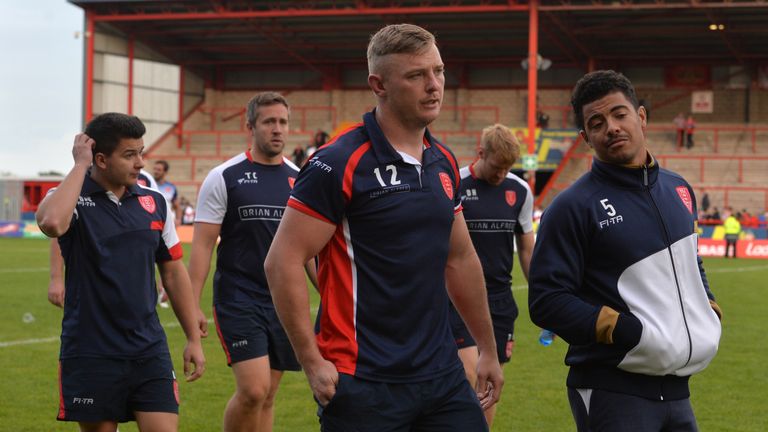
[
  {"xmin": 45, "ymin": 187, "xmax": 78, "ymax": 219},
  {"xmin": 140, "ymin": 169, "xmax": 159, "ymax": 190},
  {"xmin": 510, "ymin": 173, "xmax": 534, "ymax": 233},
  {"xmin": 194, "ymin": 168, "xmax": 228, "ymax": 224},
  {"xmin": 283, "ymin": 156, "xmax": 301, "ymax": 173},
  {"xmin": 459, "ymin": 165, "xmax": 471, "ymax": 180},
  {"xmin": 161, "ymin": 196, "xmax": 181, "ymax": 249}
]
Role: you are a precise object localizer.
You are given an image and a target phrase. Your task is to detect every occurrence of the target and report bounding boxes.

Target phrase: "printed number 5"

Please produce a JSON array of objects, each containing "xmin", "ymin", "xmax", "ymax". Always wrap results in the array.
[
  {"xmin": 600, "ymin": 199, "xmax": 616, "ymax": 216},
  {"xmin": 374, "ymin": 165, "xmax": 401, "ymax": 187}
]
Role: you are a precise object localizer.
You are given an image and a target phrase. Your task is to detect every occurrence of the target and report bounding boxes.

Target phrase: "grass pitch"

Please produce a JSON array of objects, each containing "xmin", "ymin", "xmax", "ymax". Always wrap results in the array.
[{"xmin": 1, "ymin": 237, "xmax": 766, "ymax": 431}]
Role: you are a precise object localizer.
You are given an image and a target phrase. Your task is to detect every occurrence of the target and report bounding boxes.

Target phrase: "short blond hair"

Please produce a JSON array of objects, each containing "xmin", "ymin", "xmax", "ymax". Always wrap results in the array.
[
  {"xmin": 367, "ymin": 24, "xmax": 436, "ymax": 74},
  {"xmin": 481, "ymin": 124, "xmax": 520, "ymax": 166}
]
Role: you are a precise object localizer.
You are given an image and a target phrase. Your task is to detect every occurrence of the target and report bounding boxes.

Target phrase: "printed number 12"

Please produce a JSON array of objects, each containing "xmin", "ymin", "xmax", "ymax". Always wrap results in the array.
[{"xmin": 374, "ymin": 165, "xmax": 401, "ymax": 187}]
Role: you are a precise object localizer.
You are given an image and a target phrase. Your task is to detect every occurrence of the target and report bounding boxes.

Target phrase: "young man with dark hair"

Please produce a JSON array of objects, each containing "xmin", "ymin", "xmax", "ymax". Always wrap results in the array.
[
  {"xmin": 451, "ymin": 123, "xmax": 534, "ymax": 428},
  {"xmin": 529, "ymin": 70, "xmax": 722, "ymax": 432},
  {"xmin": 265, "ymin": 24, "xmax": 502, "ymax": 431},
  {"xmin": 188, "ymin": 92, "xmax": 315, "ymax": 432},
  {"xmin": 37, "ymin": 112, "xmax": 205, "ymax": 432}
]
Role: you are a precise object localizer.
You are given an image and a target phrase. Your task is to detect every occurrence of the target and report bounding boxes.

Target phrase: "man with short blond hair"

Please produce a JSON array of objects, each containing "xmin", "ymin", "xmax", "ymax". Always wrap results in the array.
[
  {"xmin": 451, "ymin": 123, "xmax": 534, "ymax": 428},
  {"xmin": 265, "ymin": 23, "xmax": 502, "ymax": 431}
]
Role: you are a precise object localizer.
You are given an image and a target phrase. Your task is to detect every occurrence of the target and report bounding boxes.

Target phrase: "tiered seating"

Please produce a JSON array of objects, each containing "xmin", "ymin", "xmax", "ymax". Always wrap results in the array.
[
  {"xmin": 538, "ymin": 123, "xmax": 768, "ymax": 214},
  {"xmin": 145, "ymin": 95, "xmax": 345, "ymax": 204}
]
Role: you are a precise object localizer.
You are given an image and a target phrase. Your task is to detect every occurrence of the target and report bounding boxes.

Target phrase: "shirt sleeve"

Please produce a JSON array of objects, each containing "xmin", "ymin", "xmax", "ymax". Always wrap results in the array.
[
  {"xmin": 156, "ymin": 194, "xmax": 183, "ymax": 262},
  {"xmin": 194, "ymin": 168, "xmax": 228, "ymax": 224},
  {"xmin": 528, "ymin": 197, "xmax": 602, "ymax": 346},
  {"xmin": 44, "ymin": 187, "xmax": 78, "ymax": 220},
  {"xmin": 518, "ymin": 182, "xmax": 534, "ymax": 234},
  {"xmin": 288, "ymin": 149, "xmax": 346, "ymax": 225}
]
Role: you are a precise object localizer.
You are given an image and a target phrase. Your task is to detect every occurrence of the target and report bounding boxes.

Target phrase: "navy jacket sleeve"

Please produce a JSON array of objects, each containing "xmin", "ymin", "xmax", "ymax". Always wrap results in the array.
[{"xmin": 528, "ymin": 194, "xmax": 603, "ymax": 346}]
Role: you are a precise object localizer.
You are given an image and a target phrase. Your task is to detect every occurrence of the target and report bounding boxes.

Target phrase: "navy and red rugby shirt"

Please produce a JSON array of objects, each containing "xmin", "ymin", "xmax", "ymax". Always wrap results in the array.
[
  {"xmin": 459, "ymin": 166, "xmax": 534, "ymax": 298},
  {"xmin": 288, "ymin": 110, "xmax": 465, "ymax": 382},
  {"xmin": 56, "ymin": 174, "xmax": 181, "ymax": 359},
  {"xmin": 195, "ymin": 151, "xmax": 299, "ymax": 306}
]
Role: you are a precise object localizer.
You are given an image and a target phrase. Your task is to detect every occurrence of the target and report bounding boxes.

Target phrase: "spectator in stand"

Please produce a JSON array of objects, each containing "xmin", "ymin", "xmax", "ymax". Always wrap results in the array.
[
  {"xmin": 685, "ymin": 114, "xmax": 696, "ymax": 149},
  {"xmin": 292, "ymin": 144, "xmax": 307, "ymax": 167},
  {"xmin": 723, "ymin": 207, "xmax": 741, "ymax": 258},
  {"xmin": 739, "ymin": 209, "xmax": 754, "ymax": 229},
  {"xmin": 536, "ymin": 109, "xmax": 550, "ymax": 129},
  {"xmin": 673, "ymin": 113, "xmax": 686, "ymax": 150},
  {"xmin": 180, "ymin": 197, "xmax": 195, "ymax": 225},
  {"xmin": 700, "ymin": 189, "xmax": 710, "ymax": 215},
  {"xmin": 306, "ymin": 130, "xmax": 329, "ymax": 158},
  {"xmin": 710, "ymin": 206, "xmax": 720, "ymax": 222}
]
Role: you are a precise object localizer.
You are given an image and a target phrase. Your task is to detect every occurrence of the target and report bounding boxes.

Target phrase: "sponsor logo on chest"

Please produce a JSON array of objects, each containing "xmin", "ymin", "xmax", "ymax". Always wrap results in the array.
[
  {"xmin": 238, "ymin": 205, "xmax": 285, "ymax": 221},
  {"xmin": 466, "ymin": 219, "xmax": 516, "ymax": 232},
  {"xmin": 77, "ymin": 196, "xmax": 95, "ymax": 207},
  {"xmin": 597, "ymin": 198, "xmax": 624, "ymax": 229},
  {"xmin": 462, "ymin": 188, "xmax": 479, "ymax": 201},
  {"xmin": 237, "ymin": 172, "xmax": 259, "ymax": 185},
  {"xmin": 308, "ymin": 157, "xmax": 333, "ymax": 173}
]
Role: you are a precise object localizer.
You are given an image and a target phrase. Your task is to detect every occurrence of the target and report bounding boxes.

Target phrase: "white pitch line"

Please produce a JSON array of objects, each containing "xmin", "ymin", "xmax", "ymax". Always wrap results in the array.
[
  {"xmin": 706, "ymin": 265, "xmax": 768, "ymax": 273},
  {"xmin": 0, "ymin": 267, "xmax": 48, "ymax": 273},
  {"xmin": 0, "ymin": 321, "xmax": 182, "ymax": 348},
  {"xmin": 0, "ymin": 336, "xmax": 59, "ymax": 347}
]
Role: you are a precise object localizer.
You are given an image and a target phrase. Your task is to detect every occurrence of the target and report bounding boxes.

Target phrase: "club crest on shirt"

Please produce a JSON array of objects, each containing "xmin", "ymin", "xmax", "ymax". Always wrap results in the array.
[
  {"xmin": 288, "ymin": 177, "xmax": 296, "ymax": 189},
  {"xmin": 505, "ymin": 190, "xmax": 516, "ymax": 207},
  {"xmin": 138, "ymin": 195, "xmax": 156, "ymax": 214},
  {"xmin": 676, "ymin": 186, "xmax": 693, "ymax": 214},
  {"xmin": 439, "ymin": 172, "xmax": 453, "ymax": 199}
]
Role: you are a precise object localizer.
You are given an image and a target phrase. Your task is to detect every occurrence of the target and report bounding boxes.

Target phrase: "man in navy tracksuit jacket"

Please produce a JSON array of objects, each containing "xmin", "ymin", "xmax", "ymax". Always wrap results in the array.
[{"xmin": 529, "ymin": 70, "xmax": 722, "ymax": 432}]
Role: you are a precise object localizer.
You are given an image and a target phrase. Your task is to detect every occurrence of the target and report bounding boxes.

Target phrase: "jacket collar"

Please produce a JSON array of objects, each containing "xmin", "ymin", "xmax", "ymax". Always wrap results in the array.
[{"xmin": 591, "ymin": 151, "xmax": 658, "ymax": 189}]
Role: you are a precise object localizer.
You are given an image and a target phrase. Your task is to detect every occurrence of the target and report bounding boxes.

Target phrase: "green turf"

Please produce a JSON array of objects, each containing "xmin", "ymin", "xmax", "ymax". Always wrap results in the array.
[{"xmin": 1, "ymin": 237, "xmax": 766, "ymax": 431}]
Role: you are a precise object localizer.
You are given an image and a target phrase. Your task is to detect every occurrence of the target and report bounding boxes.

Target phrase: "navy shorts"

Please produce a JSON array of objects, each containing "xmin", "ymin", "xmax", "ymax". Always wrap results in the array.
[
  {"xmin": 57, "ymin": 354, "xmax": 178, "ymax": 423},
  {"xmin": 449, "ymin": 293, "xmax": 518, "ymax": 363},
  {"xmin": 213, "ymin": 301, "xmax": 301, "ymax": 371},
  {"xmin": 319, "ymin": 368, "xmax": 488, "ymax": 432}
]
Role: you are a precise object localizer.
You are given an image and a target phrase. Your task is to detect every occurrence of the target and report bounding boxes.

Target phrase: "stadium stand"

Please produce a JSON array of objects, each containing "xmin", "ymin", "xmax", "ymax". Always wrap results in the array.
[{"xmin": 65, "ymin": 1, "xmax": 768, "ymax": 211}]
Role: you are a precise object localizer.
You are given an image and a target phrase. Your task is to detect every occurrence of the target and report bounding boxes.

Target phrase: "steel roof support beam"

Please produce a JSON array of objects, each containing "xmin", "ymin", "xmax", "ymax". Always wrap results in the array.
[
  {"xmin": 526, "ymin": 0, "xmax": 539, "ymax": 191},
  {"xmin": 90, "ymin": 4, "xmax": 531, "ymax": 22}
]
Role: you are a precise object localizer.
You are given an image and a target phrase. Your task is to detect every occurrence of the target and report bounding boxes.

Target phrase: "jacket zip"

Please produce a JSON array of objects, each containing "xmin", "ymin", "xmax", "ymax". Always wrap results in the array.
[{"xmin": 643, "ymin": 165, "xmax": 694, "ymax": 371}]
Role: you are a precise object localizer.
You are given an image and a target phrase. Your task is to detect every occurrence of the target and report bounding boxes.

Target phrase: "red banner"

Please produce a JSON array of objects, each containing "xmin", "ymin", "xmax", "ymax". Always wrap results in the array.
[{"xmin": 698, "ymin": 238, "xmax": 768, "ymax": 259}]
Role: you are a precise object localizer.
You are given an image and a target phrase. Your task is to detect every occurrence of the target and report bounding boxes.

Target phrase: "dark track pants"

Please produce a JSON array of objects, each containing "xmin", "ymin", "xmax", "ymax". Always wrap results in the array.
[{"xmin": 568, "ymin": 387, "xmax": 698, "ymax": 432}]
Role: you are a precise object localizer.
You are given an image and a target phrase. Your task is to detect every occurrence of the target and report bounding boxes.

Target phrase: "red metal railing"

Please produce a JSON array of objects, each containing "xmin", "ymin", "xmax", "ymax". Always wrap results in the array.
[{"xmin": 646, "ymin": 124, "xmax": 768, "ymax": 153}]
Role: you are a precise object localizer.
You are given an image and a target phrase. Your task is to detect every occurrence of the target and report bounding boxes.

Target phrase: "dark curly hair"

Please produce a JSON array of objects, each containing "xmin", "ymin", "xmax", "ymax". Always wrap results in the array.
[
  {"xmin": 571, "ymin": 70, "xmax": 639, "ymax": 130},
  {"xmin": 85, "ymin": 112, "xmax": 146, "ymax": 159}
]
